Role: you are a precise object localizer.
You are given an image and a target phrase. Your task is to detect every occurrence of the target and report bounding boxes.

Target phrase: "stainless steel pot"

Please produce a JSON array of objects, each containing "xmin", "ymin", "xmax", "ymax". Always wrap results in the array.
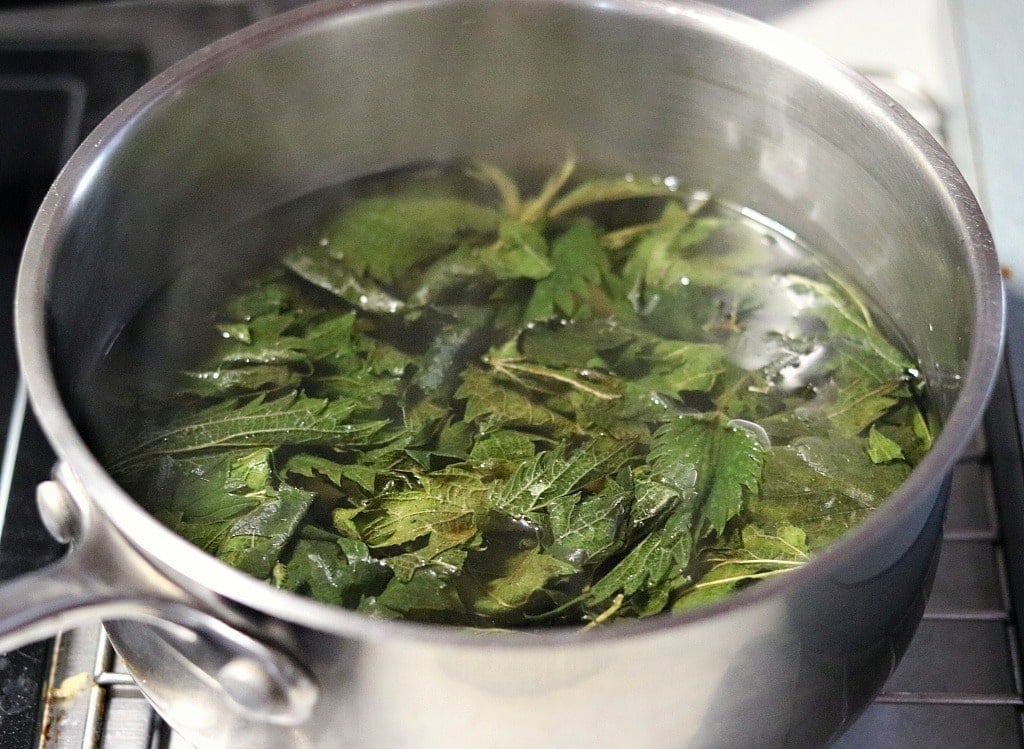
[{"xmin": 5, "ymin": 0, "xmax": 1003, "ymax": 747}]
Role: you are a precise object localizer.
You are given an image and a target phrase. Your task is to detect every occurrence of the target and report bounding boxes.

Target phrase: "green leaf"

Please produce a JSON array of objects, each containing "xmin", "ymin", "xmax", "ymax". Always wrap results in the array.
[
  {"xmin": 671, "ymin": 525, "xmax": 808, "ymax": 613},
  {"xmin": 222, "ymin": 281, "xmax": 306, "ymax": 320},
  {"xmin": 754, "ymin": 435, "xmax": 911, "ymax": 549},
  {"xmin": 492, "ymin": 439, "xmax": 626, "ymax": 516},
  {"xmin": 584, "ymin": 499, "xmax": 693, "ymax": 611},
  {"xmin": 434, "ymin": 419, "xmax": 476, "ymax": 461},
  {"xmin": 792, "ymin": 274, "xmax": 911, "ymax": 372},
  {"xmin": 216, "ymin": 484, "xmax": 314, "ymax": 578},
  {"xmin": 913, "ymin": 409, "xmax": 934, "ymax": 449},
  {"xmin": 153, "ymin": 450, "xmax": 275, "ymax": 552},
  {"xmin": 780, "ymin": 274, "xmax": 912, "ymax": 436},
  {"xmin": 283, "ymin": 453, "xmax": 379, "ymax": 493},
  {"xmin": 114, "ymin": 392, "xmax": 388, "ymax": 469},
  {"xmin": 273, "ymin": 536, "xmax": 389, "ymax": 605},
  {"xmin": 640, "ymin": 415, "xmax": 765, "ymax": 535},
  {"xmin": 867, "ymin": 425, "xmax": 905, "ymax": 463},
  {"xmin": 824, "ymin": 379, "xmax": 906, "ymax": 437},
  {"xmin": 360, "ymin": 470, "xmax": 491, "ymax": 548},
  {"xmin": 468, "ymin": 430, "xmax": 536, "ymax": 462},
  {"xmin": 622, "ymin": 202, "xmax": 719, "ymax": 307},
  {"xmin": 518, "ymin": 317, "xmax": 635, "ymax": 368},
  {"xmin": 630, "ymin": 340, "xmax": 728, "ymax": 395},
  {"xmin": 361, "ymin": 566, "xmax": 465, "ymax": 621},
  {"xmin": 309, "ymin": 368, "xmax": 404, "ymax": 405},
  {"xmin": 464, "ymin": 547, "xmax": 577, "ymax": 620},
  {"xmin": 320, "ymin": 196, "xmax": 500, "ymax": 284},
  {"xmin": 704, "ymin": 423, "xmax": 767, "ymax": 534},
  {"xmin": 524, "ymin": 220, "xmax": 609, "ymax": 322},
  {"xmin": 546, "ymin": 479, "xmax": 631, "ymax": 567},
  {"xmin": 478, "ymin": 220, "xmax": 552, "ymax": 280},
  {"xmin": 456, "ymin": 367, "xmax": 578, "ymax": 438},
  {"xmin": 742, "ymin": 524, "xmax": 809, "ymax": 560},
  {"xmin": 179, "ymin": 365, "xmax": 300, "ymax": 396},
  {"xmin": 283, "ymin": 247, "xmax": 406, "ymax": 313}
]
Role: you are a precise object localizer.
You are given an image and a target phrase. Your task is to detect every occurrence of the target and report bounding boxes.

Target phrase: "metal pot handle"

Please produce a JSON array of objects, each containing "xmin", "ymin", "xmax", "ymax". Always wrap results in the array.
[{"xmin": 0, "ymin": 461, "xmax": 318, "ymax": 725}]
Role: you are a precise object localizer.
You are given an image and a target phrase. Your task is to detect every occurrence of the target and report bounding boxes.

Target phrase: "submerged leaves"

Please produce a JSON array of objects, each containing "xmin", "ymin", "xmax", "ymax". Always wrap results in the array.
[{"xmin": 109, "ymin": 158, "xmax": 933, "ymax": 629}]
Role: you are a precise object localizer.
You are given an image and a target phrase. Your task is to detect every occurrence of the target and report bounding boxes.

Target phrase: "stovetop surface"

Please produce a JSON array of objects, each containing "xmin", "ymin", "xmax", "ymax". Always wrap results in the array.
[{"xmin": 0, "ymin": 1, "xmax": 1021, "ymax": 747}]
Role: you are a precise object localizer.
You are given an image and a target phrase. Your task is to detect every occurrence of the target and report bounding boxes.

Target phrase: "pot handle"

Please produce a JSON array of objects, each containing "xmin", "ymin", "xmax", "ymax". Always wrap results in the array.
[{"xmin": 0, "ymin": 462, "xmax": 318, "ymax": 726}]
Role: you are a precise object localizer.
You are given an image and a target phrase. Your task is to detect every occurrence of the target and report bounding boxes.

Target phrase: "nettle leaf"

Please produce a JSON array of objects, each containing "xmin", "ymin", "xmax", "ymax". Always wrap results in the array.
[
  {"xmin": 283, "ymin": 453, "xmax": 379, "ymax": 494},
  {"xmin": 203, "ymin": 310, "xmax": 313, "ymax": 370},
  {"xmin": 464, "ymin": 547, "xmax": 577, "ymax": 620},
  {"xmin": 672, "ymin": 525, "xmax": 808, "ymax": 613},
  {"xmin": 361, "ymin": 565, "xmax": 465, "ymax": 621},
  {"xmin": 794, "ymin": 274, "xmax": 911, "ymax": 372},
  {"xmin": 222, "ymin": 280, "xmax": 307, "ymax": 321},
  {"xmin": 115, "ymin": 392, "xmax": 387, "ymax": 469},
  {"xmin": 824, "ymin": 378, "xmax": 907, "ymax": 437},
  {"xmin": 309, "ymin": 368, "xmax": 404, "ymax": 405},
  {"xmin": 548, "ymin": 174, "xmax": 680, "ymax": 217},
  {"xmin": 518, "ymin": 317, "xmax": 635, "ymax": 368},
  {"xmin": 641, "ymin": 415, "xmax": 765, "ymax": 535},
  {"xmin": 283, "ymin": 247, "xmax": 406, "ymax": 313},
  {"xmin": 216, "ymin": 483, "xmax": 314, "ymax": 578},
  {"xmin": 675, "ymin": 219, "xmax": 774, "ymax": 288},
  {"xmin": 524, "ymin": 219, "xmax": 609, "ymax": 322},
  {"xmin": 477, "ymin": 220, "xmax": 552, "ymax": 280},
  {"xmin": 781, "ymin": 274, "xmax": 913, "ymax": 436},
  {"xmin": 704, "ymin": 423, "xmax": 767, "ymax": 534},
  {"xmin": 456, "ymin": 366, "xmax": 578, "ymax": 438},
  {"xmin": 360, "ymin": 470, "xmax": 492, "ymax": 548},
  {"xmin": 164, "ymin": 449, "xmax": 272, "ymax": 515},
  {"xmin": 154, "ymin": 448, "xmax": 278, "ymax": 544},
  {"xmin": 492, "ymin": 439, "xmax": 626, "ymax": 516},
  {"xmin": 320, "ymin": 196, "xmax": 500, "ymax": 284},
  {"xmin": 631, "ymin": 340, "xmax": 728, "ymax": 395},
  {"xmin": 623, "ymin": 202, "xmax": 720, "ymax": 306},
  {"xmin": 468, "ymin": 430, "xmax": 536, "ymax": 462},
  {"xmin": 867, "ymin": 425, "xmax": 905, "ymax": 464},
  {"xmin": 754, "ymin": 435, "xmax": 911, "ymax": 549},
  {"xmin": 584, "ymin": 499, "xmax": 694, "ymax": 611},
  {"xmin": 273, "ymin": 536, "xmax": 389, "ymax": 605},
  {"xmin": 486, "ymin": 355, "xmax": 624, "ymax": 402},
  {"xmin": 179, "ymin": 365, "xmax": 300, "ymax": 397},
  {"xmin": 387, "ymin": 541, "xmax": 473, "ymax": 584},
  {"xmin": 546, "ymin": 479, "xmax": 631, "ymax": 567}
]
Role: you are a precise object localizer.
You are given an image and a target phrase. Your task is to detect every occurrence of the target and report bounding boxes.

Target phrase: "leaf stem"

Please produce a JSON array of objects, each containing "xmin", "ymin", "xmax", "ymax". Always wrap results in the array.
[
  {"xmin": 582, "ymin": 593, "xmax": 625, "ymax": 630},
  {"xmin": 467, "ymin": 160, "xmax": 522, "ymax": 218},
  {"xmin": 690, "ymin": 567, "xmax": 796, "ymax": 590},
  {"xmin": 520, "ymin": 155, "xmax": 577, "ymax": 224},
  {"xmin": 486, "ymin": 357, "xmax": 622, "ymax": 400}
]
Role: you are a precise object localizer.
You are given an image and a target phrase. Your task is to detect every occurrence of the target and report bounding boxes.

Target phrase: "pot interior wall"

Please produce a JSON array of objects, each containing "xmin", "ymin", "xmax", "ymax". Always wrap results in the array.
[{"xmin": 44, "ymin": 0, "xmax": 973, "ymax": 468}]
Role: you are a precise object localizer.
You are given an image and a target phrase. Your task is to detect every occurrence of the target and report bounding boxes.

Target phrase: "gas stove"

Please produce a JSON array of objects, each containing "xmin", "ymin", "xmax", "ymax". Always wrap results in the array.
[{"xmin": 0, "ymin": 1, "xmax": 1020, "ymax": 747}]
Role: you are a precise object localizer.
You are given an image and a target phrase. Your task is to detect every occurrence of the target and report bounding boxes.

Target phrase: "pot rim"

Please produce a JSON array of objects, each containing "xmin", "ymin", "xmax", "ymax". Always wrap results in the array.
[{"xmin": 14, "ymin": 0, "xmax": 1005, "ymax": 648}]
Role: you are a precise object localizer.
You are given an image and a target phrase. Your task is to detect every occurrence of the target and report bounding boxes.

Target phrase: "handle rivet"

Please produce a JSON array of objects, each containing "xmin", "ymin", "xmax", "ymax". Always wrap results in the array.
[
  {"xmin": 36, "ymin": 480, "xmax": 79, "ymax": 544},
  {"xmin": 217, "ymin": 656, "xmax": 283, "ymax": 712}
]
